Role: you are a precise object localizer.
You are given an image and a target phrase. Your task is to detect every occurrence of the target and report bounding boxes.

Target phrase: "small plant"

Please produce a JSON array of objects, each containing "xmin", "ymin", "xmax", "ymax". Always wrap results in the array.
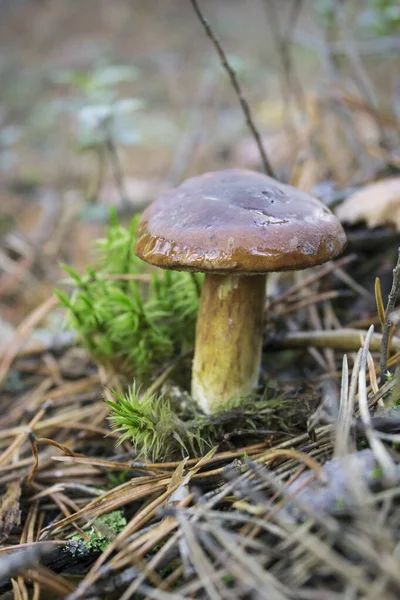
[
  {"xmin": 106, "ymin": 384, "xmax": 208, "ymax": 461},
  {"xmin": 57, "ymin": 212, "xmax": 202, "ymax": 378}
]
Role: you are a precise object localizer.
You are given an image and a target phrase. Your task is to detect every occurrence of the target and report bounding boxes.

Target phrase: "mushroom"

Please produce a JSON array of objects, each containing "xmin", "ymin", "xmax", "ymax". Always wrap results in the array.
[{"xmin": 135, "ymin": 169, "xmax": 347, "ymax": 413}]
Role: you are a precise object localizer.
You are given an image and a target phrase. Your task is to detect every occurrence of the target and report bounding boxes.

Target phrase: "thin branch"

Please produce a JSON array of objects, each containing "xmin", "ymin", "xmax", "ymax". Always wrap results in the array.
[
  {"xmin": 190, "ymin": 0, "xmax": 276, "ymax": 178},
  {"xmin": 88, "ymin": 146, "xmax": 106, "ymax": 204},
  {"xmin": 266, "ymin": 328, "xmax": 400, "ymax": 354},
  {"xmin": 380, "ymin": 248, "xmax": 400, "ymax": 384}
]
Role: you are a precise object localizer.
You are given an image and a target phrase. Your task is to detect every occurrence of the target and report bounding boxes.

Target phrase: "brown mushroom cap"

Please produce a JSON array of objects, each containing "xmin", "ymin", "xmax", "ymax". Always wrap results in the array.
[{"xmin": 135, "ymin": 169, "xmax": 347, "ymax": 273}]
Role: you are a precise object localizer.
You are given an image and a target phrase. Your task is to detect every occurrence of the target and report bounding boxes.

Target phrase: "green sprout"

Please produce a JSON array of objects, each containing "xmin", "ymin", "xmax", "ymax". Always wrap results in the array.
[{"xmin": 385, "ymin": 370, "xmax": 393, "ymax": 382}]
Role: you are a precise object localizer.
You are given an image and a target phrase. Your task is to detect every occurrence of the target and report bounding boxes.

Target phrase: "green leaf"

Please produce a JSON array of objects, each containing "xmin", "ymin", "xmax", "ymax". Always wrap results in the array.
[{"xmin": 60, "ymin": 264, "xmax": 84, "ymax": 285}]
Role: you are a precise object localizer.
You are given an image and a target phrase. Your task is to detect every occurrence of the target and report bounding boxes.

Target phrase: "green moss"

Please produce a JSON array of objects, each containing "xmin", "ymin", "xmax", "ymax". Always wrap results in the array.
[
  {"xmin": 68, "ymin": 510, "xmax": 127, "ymax": 555},
  {"xmin": 357, "ymin": 439, "xmax": 368, "ymax": 450},
  {"xmin": 98, "ymin": 509, "xmax": 127, "ymax": 533},
  {"xmin": 334, "ymin": 495, "xmax": 345, "ymax": 511},
  {"xmin": 106, "ymin": 470, "xmax": 130, "ymax": 489},
  {"xmin": 106, "ymin": 384, "xmax": 210, "ymax": 461},
  {"xmin": 371, "ymin": 465, "xmax": 384, "ymax": 480},
  {"xmin": 57, "ymin": 211, "xmax": 202, "ymax": 379},
  {"xmin": 107, "ymin": 385, "xmax": 293, "ymax": 461}
]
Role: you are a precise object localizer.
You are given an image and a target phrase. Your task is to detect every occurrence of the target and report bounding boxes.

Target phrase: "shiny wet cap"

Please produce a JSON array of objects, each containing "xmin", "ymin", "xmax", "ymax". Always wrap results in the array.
[{"xmin": 135, "ymin": 169, "xmax": 347, "ymax": 273}]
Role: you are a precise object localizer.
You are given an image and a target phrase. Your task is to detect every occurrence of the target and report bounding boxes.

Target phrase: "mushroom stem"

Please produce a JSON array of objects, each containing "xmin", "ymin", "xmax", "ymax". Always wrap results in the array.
[{"xmin": 192, "ymin": 273, "xmax": 266, "ymax": 413}]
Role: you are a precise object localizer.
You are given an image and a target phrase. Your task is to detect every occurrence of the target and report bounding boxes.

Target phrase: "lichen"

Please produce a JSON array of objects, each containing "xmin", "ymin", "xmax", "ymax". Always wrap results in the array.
[{"xmin": 66, "ymin": 510, "xmax": 127, "ymax": 555}]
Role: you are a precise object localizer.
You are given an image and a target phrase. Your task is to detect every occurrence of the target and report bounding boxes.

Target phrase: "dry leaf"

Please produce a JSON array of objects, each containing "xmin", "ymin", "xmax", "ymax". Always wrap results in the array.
[{"xmin": 337, "ymin": 177, "xmax": 400, "ymax": 230}]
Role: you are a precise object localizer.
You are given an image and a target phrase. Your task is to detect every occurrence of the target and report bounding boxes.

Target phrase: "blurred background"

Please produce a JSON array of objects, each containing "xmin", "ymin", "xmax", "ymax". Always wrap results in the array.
[{"xmin": 0, "ymin": 0, "xmax": 399, "ymax": 329}]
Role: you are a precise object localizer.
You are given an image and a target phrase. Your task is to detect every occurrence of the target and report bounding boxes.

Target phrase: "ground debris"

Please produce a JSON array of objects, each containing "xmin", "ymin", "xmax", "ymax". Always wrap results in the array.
[
  {"xmin": 278, "ymin": 449, "xmax": 388, "ymax": 521},
  {"xmin": 337, "ymin": 177, "xmax": 400, "ymax": 230},
  {"xmin": 0, "ymin": 482, "xmax": 21, "ymax": 543}
]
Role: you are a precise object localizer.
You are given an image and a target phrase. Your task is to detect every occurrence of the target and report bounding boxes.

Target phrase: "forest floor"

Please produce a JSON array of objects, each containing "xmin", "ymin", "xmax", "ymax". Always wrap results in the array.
[{"xmin": 1, "ymin": 1, "xmax": 400, "ymax": 598}]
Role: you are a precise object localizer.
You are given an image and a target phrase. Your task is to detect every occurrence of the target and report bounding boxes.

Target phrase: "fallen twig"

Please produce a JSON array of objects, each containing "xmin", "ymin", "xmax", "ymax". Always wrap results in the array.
[{"xmin": 266, "ymin": 328, "xmax": 400, "ymax": 353}]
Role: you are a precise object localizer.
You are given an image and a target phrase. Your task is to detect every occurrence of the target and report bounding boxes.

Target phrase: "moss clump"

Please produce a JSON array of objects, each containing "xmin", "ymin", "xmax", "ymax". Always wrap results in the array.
[
  {"xmin": 68, "ymin": 510, "xmax": 127, "ymax": 555},
  {"xmin": 107, "ymin": 384, "xmax": 295, "ymax": 461},
  {"xmin": 106, "ymin": 384, "xmax": 210, "ymax": 461},
  {"xmin": 57, "ymin": 211, "xmax": 202, "ymax": 379},
  {"xmin": 106, "ymin": 470, "xmax": 130, "ymax": 489},
  {"xmin": 371, "ymin": 464, "xmax": 384, "ymax": 480}
]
